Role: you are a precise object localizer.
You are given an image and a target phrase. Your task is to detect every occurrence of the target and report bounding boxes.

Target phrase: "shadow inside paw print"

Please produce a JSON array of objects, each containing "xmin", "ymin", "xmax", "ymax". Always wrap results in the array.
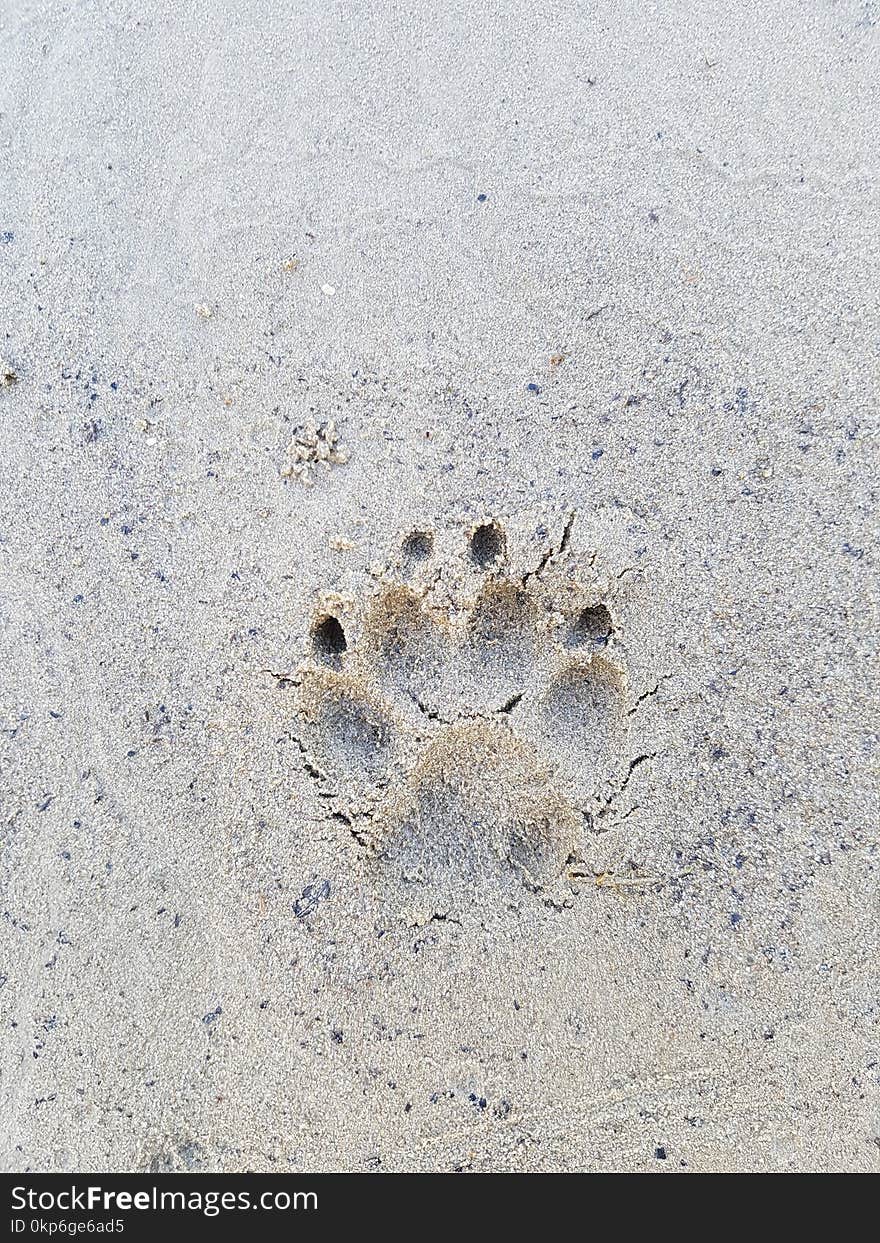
[
  {"xmin": 291, "ymin": 518, "xmax": 637, "ymax": 906},
  {"xmin": 297, "ymin": 670, "xmax": 396, "ymax": 796},
  {"xmin": 521, "ymin": 657, "xmax": 628, "ymax": 806}
]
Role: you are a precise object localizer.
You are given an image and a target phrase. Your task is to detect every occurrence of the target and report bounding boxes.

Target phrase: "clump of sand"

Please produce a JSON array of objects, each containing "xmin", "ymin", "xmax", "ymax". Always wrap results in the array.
[{"xmin": 281, "ymin": 418, "xmax": 349, "ymax": 484}]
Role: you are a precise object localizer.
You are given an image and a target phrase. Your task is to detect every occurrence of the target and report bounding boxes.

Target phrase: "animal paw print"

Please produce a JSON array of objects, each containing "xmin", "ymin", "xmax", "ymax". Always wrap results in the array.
[{"xmin": 292, "ymin": 519, "xmax": 636, "ymax": 907}]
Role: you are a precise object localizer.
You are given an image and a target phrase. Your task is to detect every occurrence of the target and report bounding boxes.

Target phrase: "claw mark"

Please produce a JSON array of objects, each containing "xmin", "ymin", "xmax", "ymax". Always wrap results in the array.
[
  {"xmin": 523, "ymin": 510, "xmax": 577, "ymax": 583},
  {"xmin": 628, "ymin": 673, "xmax": 671, "ymax": 715},
  {"xmin": 263, "ymin": 669, "xmax": 301, "ymax": 687}
]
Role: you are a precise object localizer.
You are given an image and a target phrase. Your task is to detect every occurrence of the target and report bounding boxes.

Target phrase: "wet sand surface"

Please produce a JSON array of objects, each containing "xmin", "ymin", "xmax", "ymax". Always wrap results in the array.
[{"xmin": 1, "ymin": 1, "xmax": 878, "ymax": 1171}]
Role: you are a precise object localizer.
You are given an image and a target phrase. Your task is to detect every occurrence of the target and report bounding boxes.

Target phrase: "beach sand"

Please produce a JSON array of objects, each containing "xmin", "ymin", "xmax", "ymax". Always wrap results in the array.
[{"xmin": 1, "ymin": 1, "xmax": 877, "ymax": 1172}]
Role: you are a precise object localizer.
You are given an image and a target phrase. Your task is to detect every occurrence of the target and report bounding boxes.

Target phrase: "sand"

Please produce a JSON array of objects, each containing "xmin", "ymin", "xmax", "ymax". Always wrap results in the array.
[{"xmin": 1, "ymin": 0, "xmax": 878, "ymax": 1172}]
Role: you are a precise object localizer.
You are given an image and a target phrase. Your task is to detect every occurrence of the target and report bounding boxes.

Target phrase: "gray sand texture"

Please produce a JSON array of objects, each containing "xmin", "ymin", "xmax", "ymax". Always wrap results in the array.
[{"xmin": 1, "ymin": 1, "xmax": 878, "ymax": 1172}]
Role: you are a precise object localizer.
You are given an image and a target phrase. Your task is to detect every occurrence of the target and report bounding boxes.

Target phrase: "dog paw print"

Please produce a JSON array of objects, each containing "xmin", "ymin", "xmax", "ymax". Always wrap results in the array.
[{"xmin": 289, "ymin": 519, "xmax": 643, "ymax": 908}]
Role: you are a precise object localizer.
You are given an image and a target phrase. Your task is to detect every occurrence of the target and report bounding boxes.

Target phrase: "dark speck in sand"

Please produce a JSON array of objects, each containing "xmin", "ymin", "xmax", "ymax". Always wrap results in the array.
[
  {"xmin": 294, "ymin": 879, "xmax": 331, "ymax": 918},
  {"xmin": 476, "ymin": 193, "xmax": 487, "ymax": 202},
  {"xmin": 526, "ymin": 383, "xmax": 541, "ymax": 394}
]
